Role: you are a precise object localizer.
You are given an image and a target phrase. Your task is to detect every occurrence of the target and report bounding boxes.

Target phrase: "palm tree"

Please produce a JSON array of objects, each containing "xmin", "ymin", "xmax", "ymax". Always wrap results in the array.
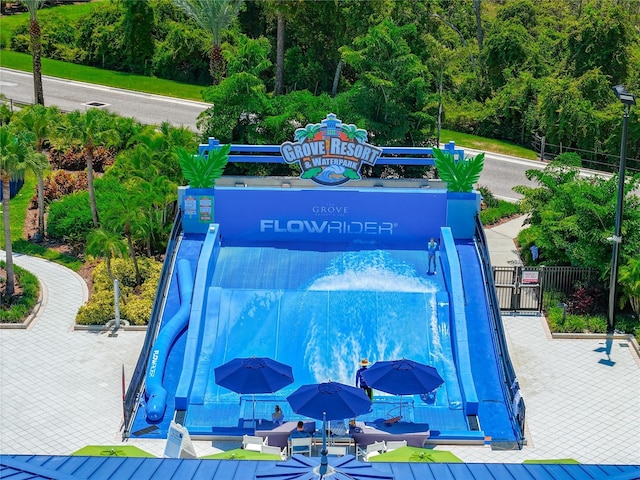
[
  {"xmin": 99, "ymin": 178, "xmax": 145, "ymax": 286},
  {"xmin": 86, "ymin": 227, "xmax": 128, "ymax": 283},
  {"xmin": 13, "ymin": 104, "xmax": 59, "ymax": 239},
  {"xmin": 0, "ymin": 126, "xmax": 45, "ymax": 295},
  {"xmin": 56, "ymin": 109, "xmax": 119, "ymax": 228},
  {"xmin": 21, "ymin": 0, "xmax": 46, "ymax": 105},
  {"xmin": 173, "ymin": 0, "xmax": 244, "ymax": 85}
]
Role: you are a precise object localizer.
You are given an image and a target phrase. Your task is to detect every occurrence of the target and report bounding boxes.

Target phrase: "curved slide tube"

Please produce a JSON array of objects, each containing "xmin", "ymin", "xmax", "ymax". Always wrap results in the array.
[{"xmin": 145, "ymin": 259, "xmax": 194, "ymax": 422}]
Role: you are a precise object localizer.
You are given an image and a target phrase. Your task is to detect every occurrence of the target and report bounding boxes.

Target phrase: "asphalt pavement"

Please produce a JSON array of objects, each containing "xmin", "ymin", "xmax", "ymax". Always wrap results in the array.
[{"xmin": 0, "ymin": 68, "xmax": 211, "ymax": 131}]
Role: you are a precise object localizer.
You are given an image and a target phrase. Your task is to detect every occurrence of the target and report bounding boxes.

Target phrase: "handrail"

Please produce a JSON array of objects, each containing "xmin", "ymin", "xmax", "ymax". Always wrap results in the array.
[
  {"xmin": 474, "ymin": 214, "xmax": 524, "ymax": 447},
  {"xmin": 122, "ymin": 208, "xmax": 183, "ymax": 438},
  {"xmin": 198, "ymin": 138, "xmax": 465, "ymax": 166}
]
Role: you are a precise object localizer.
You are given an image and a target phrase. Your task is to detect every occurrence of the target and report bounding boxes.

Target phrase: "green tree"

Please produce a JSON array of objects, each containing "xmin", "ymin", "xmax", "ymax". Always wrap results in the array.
[
  {"xmin": 98, "ymin": 177, "xmax": 144, "ymax": 286},
  {"xmin": 122, "ymin": 0, "xmax": 155, "ymax": 74},
  {"xmin": 85, "ymin": 227, "xmax": 128, "ymax": 283},
  {"xmin": 12, "ymin": 104, "xmax": 60, "ymax": 238},
  {"xmin": 20, "ymin": 0, "xmax": 46, "ymax": 105},
  {"xmin": 567, "ymin": 2, "xmax": 631, "ymax": 84},
  {"xmin": 0, "ymin": 126, "xmax": 45, "ymax": 295},
  {"xmin": 514, "ymin": 157, "xmax": 640, "ymax": 281},
  {"xmin": 618, "ymin": 257, "xmax": 640, "ymax": 316},
  {"xmin": 56, "ymin": 109, "xmax": 120, "ymax": 228},
  {"xmin": 340, "ymin": 20, "xmax": 435, "ymax": 145},
  {"xmin": 173, "ymin": 0, "xmax": 244, "ymax": 85}
]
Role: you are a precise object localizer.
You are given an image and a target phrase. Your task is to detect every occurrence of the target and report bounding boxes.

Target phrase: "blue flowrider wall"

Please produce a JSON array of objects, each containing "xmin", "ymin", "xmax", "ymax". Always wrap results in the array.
[{"xmin": 134, "ymin": 184, "xmax": 519, "ymax": 447}]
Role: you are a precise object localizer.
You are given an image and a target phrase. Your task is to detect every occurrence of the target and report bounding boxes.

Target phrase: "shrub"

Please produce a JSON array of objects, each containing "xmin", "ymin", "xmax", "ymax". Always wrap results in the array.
[
  {"xmin": 0, "ymin": 262, "xmax": 40, "ymax": 323},
  {"xmin": 542, "ymin": 290, "xmax": 565, "ymax": 312},
  {"xmin": 76, "ymin": 257, "xmax": 161, "ymax": 326},
  {"xmin": 76, "ymin": 290, "xmax": 114, "ymax": 325},
  {"xmin": 566, "ymin": 285, "xmax": 604, "ymax": 315},
  {"xmin": 49, "ymin": 146, "xmax": 115, "ymax": 172},
  {"xmin": 478, "ymin": 185, "xmax": 500, "ymax": 209},
  {"xmin": 46, "ymin": 191, "xmax": 93, "ymax": 245},
  {"xmin": 480, "ymin": 199, "xmax": 520, "ymax": 226},
  {"xmin": 30, "ymin": 170, "xmax": 88, "ymax": 208}
]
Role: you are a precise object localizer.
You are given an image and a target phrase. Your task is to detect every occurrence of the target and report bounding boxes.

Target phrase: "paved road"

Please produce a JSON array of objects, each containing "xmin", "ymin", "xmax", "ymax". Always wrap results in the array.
[
  {"xmin": 0, "ymin": 68, "xmax": 210, "ymax": 131},
  {"xmin": 3, "ymin": 67, "xmax": 612, "ymax": 201}
]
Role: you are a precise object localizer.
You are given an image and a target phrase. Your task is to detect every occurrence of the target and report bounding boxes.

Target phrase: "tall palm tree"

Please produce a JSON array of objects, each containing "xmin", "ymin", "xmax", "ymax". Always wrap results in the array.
[
  {"xmin": 0, "ymin": 126, "xmax": 45, "ymax": 296},
  {"xmin": 173, "ymin": 0, "xmax": 244, "ymax": 85},
  {"xmin": 13, "ymin": 104, "xmax": 59, "ymax": 239},
  {"xmin": 21, "ymin": 0, "xmax": 46, "ymax": 105},
  {"xmin": 86, "ymin": 227, "xmax": 128, "ymax": 283},
  {"xmin": 56, "ymin": 109, "xmax": 119, "ymax": 228}
]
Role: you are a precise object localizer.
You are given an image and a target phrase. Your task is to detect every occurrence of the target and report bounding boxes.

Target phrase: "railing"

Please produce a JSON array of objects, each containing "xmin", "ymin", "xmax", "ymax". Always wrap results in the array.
[
  {"xmin": 474, "ymin": 215, "xmax": 525, "ymax": 448},
  {"xmin": 198, "ymin": 138, "xmax": 465, "ymax": 166},
  {"xmin": 122, "ymin": 209, "xmax": 183, "ymax": 438},
  {"xmin": 532, "ymin": 133, "xmax": 640, "ymax": 174},
  {"xmin": 492, "ymin": 265, "xmax": 597, "ymax": 312}
]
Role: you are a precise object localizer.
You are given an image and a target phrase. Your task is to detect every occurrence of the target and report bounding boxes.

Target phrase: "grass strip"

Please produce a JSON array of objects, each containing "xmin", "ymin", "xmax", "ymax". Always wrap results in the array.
[
  {"xmin": 0, "ymin": 171, "xmax": 82, "ymax": 271},
  {"xmin": 441, "ymin": 129, "xmax": 538, "ymax": 160},
  {"xmin": 0, "ymin": 50, "xmax": 208, "ymax": 102}
]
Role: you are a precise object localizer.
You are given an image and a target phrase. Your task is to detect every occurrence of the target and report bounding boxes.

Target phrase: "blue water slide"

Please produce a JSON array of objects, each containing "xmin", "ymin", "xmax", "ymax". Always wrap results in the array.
[
  {"xmin": 145, "ymin": 258, "xmax": 194, "ymax": 422},
  {"xmin": 174, "ymin": 225, "xmax": 222, "ymax": 409},
  {"xmin": 458, "ymin": 241, "xmax": 520, "ymax": 444},
  {"xmin": 438, "ymin": 227, "xmax": 479, "ymax": 415}
]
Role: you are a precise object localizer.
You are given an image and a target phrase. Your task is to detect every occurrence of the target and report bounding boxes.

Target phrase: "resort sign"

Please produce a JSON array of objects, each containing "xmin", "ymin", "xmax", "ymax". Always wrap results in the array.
[{"xmin": 280, "ymin": 113, "xmax": 382, "ymax": 186}]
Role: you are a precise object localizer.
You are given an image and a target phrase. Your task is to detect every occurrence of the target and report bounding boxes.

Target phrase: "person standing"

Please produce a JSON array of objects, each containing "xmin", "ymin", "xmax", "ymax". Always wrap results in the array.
[
  {"xmin": 356, "ymin": 358, "xmax": 373, "ymax": 400},
  {"xmin": 427, "ymin": 237, "xmax": 438, "ymax": 274}
]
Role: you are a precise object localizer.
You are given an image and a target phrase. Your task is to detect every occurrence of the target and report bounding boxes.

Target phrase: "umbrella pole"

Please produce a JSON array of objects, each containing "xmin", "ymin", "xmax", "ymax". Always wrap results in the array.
[
  {"xmin": 319, "ymin": 412, "xmax": 328, "ymax": 476},
  {"xmin": 252, "ymin": 394, "xmax": 256, "ymax": 430}
]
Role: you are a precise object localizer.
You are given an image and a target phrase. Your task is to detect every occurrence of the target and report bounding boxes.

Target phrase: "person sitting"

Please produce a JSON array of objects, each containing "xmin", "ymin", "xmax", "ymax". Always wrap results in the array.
[
  {"xmin": 272, "ymin": 405, "xmax": 284, "ymax": 426},
  {"xmin": 288, "ymin": 420, "xmax": 311, "ymax": 453}
]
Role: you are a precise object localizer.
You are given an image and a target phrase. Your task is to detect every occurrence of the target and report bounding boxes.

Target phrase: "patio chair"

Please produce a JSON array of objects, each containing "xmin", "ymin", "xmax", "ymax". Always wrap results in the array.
[
  {"xmin": 329, "ymin": 420, "xmax": 348, "ymax": 445},
  {"xmin": 289, "ymin": 437, "xmax": 312, "ymax": 456},
  {"xmin": 242, "ymin": 434, "xmax": 268, "ymax": 452},
  {"xmin": 261, "ymin": 444, "xmax": 286, "ymax": 459},
  {"xmin": 357, "ymin": 441, "xmax": 386, "ymax": 461},
  {"xmin": 385, "ymin": 440, "xmax": 407, "ymax": 452},
  {"xmin": 326, "ymin": 445, "xmax": 347, "ymax": 457}
]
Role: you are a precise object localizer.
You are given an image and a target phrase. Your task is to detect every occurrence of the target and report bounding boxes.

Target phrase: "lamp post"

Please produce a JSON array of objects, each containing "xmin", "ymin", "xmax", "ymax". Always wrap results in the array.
[{"xmin": 608, "ymin": 85, "xmax": 636, "ymax": 332}]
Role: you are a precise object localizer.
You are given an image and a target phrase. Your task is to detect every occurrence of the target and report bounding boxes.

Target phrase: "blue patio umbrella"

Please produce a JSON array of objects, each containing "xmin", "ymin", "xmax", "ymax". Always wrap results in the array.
[
  {"xmin": 215, "ymin": 357, "xmax": 294, "ymax": 427},
  {"xmin": 287, "ymin": 382, "xmax": 372, "ymax": 477},
  {"xmin": 361, "ymin": 358, "xmax": 444, "ymax": 416},
  {"xmin": 286, "ymin": 381, "xmax": 372, "ymax": 421}
]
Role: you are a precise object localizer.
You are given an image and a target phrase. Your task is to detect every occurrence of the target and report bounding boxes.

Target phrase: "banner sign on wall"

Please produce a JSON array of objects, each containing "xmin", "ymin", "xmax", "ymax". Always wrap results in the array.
[{"xmin": 280, "ymin": 113, "xmax": 383, "ymax": 186}]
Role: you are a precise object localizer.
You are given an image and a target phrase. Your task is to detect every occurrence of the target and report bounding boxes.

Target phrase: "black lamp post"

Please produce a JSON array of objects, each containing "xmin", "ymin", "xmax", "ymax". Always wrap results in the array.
[{"xmin": 608, "ymin": 85, "xmax": 636, "ymax": 332}]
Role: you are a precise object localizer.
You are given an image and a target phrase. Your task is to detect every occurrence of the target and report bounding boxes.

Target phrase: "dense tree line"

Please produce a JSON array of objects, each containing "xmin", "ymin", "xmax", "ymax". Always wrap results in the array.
[{"xmin": 5, "ymin": 0, "xmax": 640, "ymax": 160}]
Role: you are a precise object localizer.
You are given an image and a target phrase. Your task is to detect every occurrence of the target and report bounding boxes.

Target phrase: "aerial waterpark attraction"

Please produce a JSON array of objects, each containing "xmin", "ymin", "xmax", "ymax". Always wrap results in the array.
[{"xmin": 123, "ymin": 113, "xmax": 525, "ymax": 453}]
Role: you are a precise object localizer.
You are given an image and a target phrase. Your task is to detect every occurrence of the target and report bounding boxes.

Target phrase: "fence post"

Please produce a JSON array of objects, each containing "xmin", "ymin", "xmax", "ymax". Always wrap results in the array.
[{"xmin": 540, "ymin": 136, "xmax": 546, "ymax": 162}]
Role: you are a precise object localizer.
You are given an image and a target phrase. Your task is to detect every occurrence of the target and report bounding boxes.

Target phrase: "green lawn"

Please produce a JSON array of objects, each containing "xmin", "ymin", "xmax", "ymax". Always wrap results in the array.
[
  {"xmin": 0, "ymin": 2, "xmax": 99, "ymax": 47},
  {"xmin": 441, "ymin": 129, "xmax": 538, "ymax": 160},
  {"xmin": 0, "ymin": 171, "xmax": 82, "ymax": 271},
  {"xmin": 0, "ymin": 50, "xmax": 207, "ymax": 102}
]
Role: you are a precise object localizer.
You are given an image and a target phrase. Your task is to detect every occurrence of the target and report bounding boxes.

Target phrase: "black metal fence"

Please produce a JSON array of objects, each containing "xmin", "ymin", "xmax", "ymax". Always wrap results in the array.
[
  {"xmin": 492, "ymin": 264, "xmax": 597, "ymax": 312},
  {"xmin": 531, "ymin": 134, "xmax": 640, "ymax": 174}
]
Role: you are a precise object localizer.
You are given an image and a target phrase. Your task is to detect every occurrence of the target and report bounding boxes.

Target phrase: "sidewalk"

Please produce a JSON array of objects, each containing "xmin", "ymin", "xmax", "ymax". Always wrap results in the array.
[{"xmin": 0, "ymin": 218, "xmax": 638, "ymax": 463}]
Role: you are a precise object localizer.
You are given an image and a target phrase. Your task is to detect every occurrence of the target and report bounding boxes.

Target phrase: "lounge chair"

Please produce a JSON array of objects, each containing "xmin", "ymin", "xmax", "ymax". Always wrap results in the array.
[
  {"xmin": 357, "ymin": 441, "xmax": 386, "ymax": 461},
  {"xmin": 385, "ymin": 440, "xmax": 407, "ymax": 452},
  {"xmin": 242, "ymin": 434, "xmax": 268, "ymax": 452},
  {"xmin": 261, "ymin": 444, "xmax": 285, "ymax": 459}
]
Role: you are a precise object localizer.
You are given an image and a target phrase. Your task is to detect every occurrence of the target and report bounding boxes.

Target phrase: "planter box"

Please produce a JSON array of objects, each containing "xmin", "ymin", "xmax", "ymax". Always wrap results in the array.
[
  {"xmin": 446, "ymin": 191, "xmax": 480, "ymax": 239},
  {"xmin": 179, "ymin": 186, "xmax": 215, "ymax": 234}
]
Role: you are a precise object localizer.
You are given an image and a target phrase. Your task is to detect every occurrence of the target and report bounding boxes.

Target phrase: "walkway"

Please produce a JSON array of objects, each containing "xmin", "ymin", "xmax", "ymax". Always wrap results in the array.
[{"xmin": 0, "ymin": 217, "xmax": 639, "ymax": 462}]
